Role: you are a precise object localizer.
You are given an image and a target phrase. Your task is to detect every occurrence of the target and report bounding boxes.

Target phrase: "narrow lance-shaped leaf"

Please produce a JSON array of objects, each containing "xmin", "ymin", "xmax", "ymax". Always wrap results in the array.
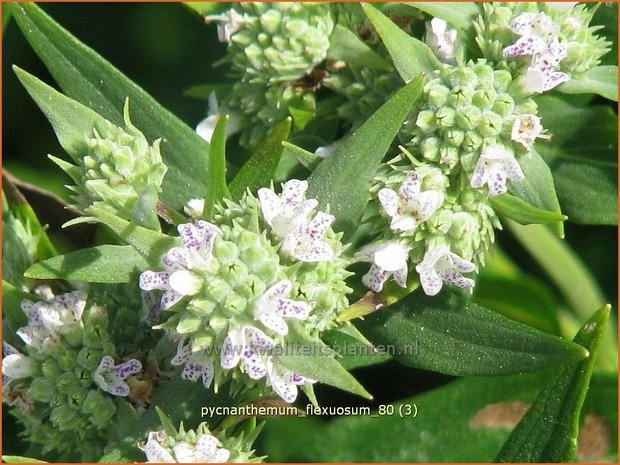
[
  {"xmin": 24, "ymin": 245, "xmax": 149, "ymax": 284},
  {"xmin": 203, "ymin": 115, "xmax": 230, "ymax": 219},
  {"xmin": 395, "ymin": 2, "xmax": 480, "ymax": 31},
  {"xmin": 9, "ymin": 2, "xmax": 210, "ymax": 210},
  {"xmin": 307, "ymin": 75, "xmax": 424, "ymax": 238},
  {"xmin": 356, "ymin": 290, "xmax": 588, "ymax": 376},
  {"xmin": 495, "ymin": 305, "xmax": 611, "ymax": 462},
  {"xmin": 362, "ymin": 3, "xmax": 440, "ymax": 81},
  {"xmin": 327, "ymin": 24, "xmax": 393, "ymax": 71},
  {"xmin": 228, "ymin": 118, "xmax": 292, "ymax": 200},
  {"xmin": 490, "ymin": 193, "xmax": 567, "ymax": 226}
]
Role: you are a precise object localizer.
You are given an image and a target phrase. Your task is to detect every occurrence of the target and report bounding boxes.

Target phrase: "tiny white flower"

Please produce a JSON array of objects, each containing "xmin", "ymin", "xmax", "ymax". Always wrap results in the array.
[
  {"xmin": 425, "ymin": 18, "xmax": 458, "ymax": 65},
  {"xmin": 92, "ymin": 355, "xmax": 142, "ymax": 397},
  {"xmin": 545, "ymin": 2, "xmax": 578, "ymax": 14},
  {"xmin": 220, "ymin": 325, "xmax": 275, "ymax": 380},
  {"xmin": 184, "ymin": 198, "xmax": 206, "ymax": 218},
  {"xmin": 254, "ymin": 280, "xmax": 311, "ymax": 335},
  {"xmin": 517, "ymin": 66, "xmax": 570, "ymax": 94},
  {"xmin": 314, "ymin": 139, "xmax": 342, "ymax": 158},
  {"xmin": 511, "ymin": 114, "xmax": 551, "ymax": 150},
  {"xmin": 196, "ymin": 92, "xmax": 241, "ymax": 143},
  {"xmin": 144, "ymin": 430, "xmax": 231, "ymax": 463},
  {"xmin": 378, "ymin": 171, "xmax": 444, "ymax": 232},
  {"xmin": 170, "ymin": 340, "xmax": 215, "ymax": 389},
  {"xmin": 415, "ymin": 245, "xmax": 475, "ymax": 296},
  {"xmin": 266, "ymin": 359, "xmax": 315, "ymax": 403},
  {"xmin": 356, "ymin": 242, "xmax": 409, "ymax": 293},
  {"xmin": 205, "ymin": 9, "xmax": 248, "ymax": 44},
  {"xmin": 2, "ymin": 343, "xmax": 34, "ymax": 382},
  {"xmin": 470, "ymin": 144, "xmax": 525, "ymax": 196},
  {"xmin": 281, "ymin": 211, "xmax": 335, "ymax": 262},
  {"xmin": 258, "ymin": 179, "xmax": 318, "ymax": 239}
]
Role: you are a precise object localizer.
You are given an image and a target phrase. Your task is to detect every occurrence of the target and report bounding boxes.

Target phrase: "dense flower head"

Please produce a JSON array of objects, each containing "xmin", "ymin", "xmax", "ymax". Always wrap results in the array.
[
  {"xmin": 140, "ymin": 181, "xmax": 352, "ymax": 402},
  {"xmin": 50, "ymin": 101, "xmax": 167, "ymax": 221},
  {"xmin": 2, "ymin": 289, "xmax": 143, "ymax": 462}
]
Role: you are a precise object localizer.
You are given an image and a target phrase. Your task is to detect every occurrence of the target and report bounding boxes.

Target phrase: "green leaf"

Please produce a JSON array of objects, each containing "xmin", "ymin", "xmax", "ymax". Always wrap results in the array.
[
  {"xmin": 184, "ymin": 2, "xmax": 228, "ymax": 17},
  {"xmin": 558, "ymin": 66, "xmax": 618, "ymax": 101},
  {"xmin": 495, "ymin": 305, "xmax": 611, "ymax": 462},
  {"xmin": 9, "ymin": 2, "xmax": 210, "ymax": 210},
  {"xmin": 203, "ymin": 115, "xmax": 230, "ymax": 219},
  {"xmin": 274, "ymin": 322, "xmax": 372, "ymax": 399},
  {"xmin": 321, "ymin": 328, "xmax": 391, "ymax": 370},
  {"xmin": 490, "ymin": 193, "xmax": 567, "ymax": 225},
  {"xmin": 88, "ymin": 206, "xmax": 178, "ymax": 268},
  {"xmin": 307, "ymin": 75, "xmax": 424, "ymax": 238},
  {"xmin": 356, "ymin": 290, "xmax": 588, "ymax": 376},
  {"xmin": 2, "ymin": 456, "xmax": 47, "ymax": 463},
  {"xmin": 24, "ymin": 245, "xmax": 149, "ymax": 284},
  {"xmin": 362, "ymin": 3, "xmax": 439, "ymax": 81},
  {"xmin": 2, "ymin": 3, "xmax": 13, "ymax": 35},
  {"xmin": 229, "ymin": 118, "xmax": 292, "ymax": 199},
  {"xmin": 536, "ymin": 95, "xmax": 618, "ymax": 225},
  {"xmin": 281, "ymin": 142, "xmax": 321, "ymax": 171},
  {"xmin": 398, "ymin": 2, "xmax": 480, "ymax": 30},
  {"xmin": 2, "ymin": 280, "xmax": 32, "ymax": 339},
  {"xmin": 327, "ymin": 24, "xmax": 393, "ymax": 71},
  {"xmin": 508, "ymin": 149, "xmax": 564, "ymax": 237}
]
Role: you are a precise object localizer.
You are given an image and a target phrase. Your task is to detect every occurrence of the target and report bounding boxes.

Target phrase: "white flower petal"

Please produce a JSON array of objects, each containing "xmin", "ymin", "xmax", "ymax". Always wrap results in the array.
[
  {"xmin": 3, "ymin": 353, "xmax": 34, "ymax": 379},
  {"xmin": 374, "ymin": 242, "xmax": 408, "ymax": 272},
  {"xmin": 145, "ymin": 434, "xmax": 176, "ymax": 463},
  {"xmin": 169, "ymin": 270, "xmax": 202, "ymax": 296},
  {"xmin": 378, "ymin": 188, "xmax": 399, "ymax": 217}
]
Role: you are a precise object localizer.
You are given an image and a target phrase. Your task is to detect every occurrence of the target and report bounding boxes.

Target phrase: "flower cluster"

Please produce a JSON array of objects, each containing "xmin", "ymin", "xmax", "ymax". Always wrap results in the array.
[
  {"xmin": 140, "ymin": 180, "xmax": 351, "ymax": 403},
  {"xmin": 2, "ymin": 288, "xmax": 143, "ymax": 461}
]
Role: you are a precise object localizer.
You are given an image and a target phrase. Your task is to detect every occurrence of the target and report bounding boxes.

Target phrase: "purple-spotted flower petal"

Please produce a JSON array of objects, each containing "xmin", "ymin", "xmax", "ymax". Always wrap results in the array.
[
  {"xmin": 220, "ymin": 326, "xmax": 275, "ymax": 380},
  {"xmin": 92, "ymin": 355, "xmax": 142, "ymax": 397},
  {"xmin": 511, "ymin": 114, "xmax": 550, "ymax": 150},
  {"xmin": 254, "ymin": 280, "xmax": 311, "ymax": 335},
  {"xmin": 470, "ymin": 145, "xmax": 524, "ymax": 196},
  {"xmin": 281, "ymin": 211, "xmax": 335, "ymax": 262},
  {"xmin": 266, "ymin": 359, "xmax": 315, "ymax": 403},
  {"xmin": 143, "ymin": 430, "xmax": 231, "ymax": 463},
  {"xmin": 415, "ymin": 245, "xmax": 475, "ymax": 296},
  {"xmin": 356, "ymin": 242, "xmax": 409, "ymax": 293}
]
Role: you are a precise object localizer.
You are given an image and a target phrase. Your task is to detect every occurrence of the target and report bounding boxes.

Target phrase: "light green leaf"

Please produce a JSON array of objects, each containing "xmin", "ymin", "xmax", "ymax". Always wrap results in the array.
[
  {"xmin": 2, "ymin": 456, "xmax": 47, "ymax": 463},
  {"xmin": 558, "ymin": 66, "xmax": 618, "ymax": 101},
  {"xmin": 328, "ymin": 24, "xmax": 393, "ymax": 71},
  {"xmin": 281, "ymin": 142, "xmax": 321, "ymax": 171},
  {"xmin": 9, "ymin": 2, "xmax": 210, "ymax": 210},
  {"xmin": 307, "ymin": 75, "xmax": 424, "ymax": 238},
  {"xmin": 24, "ymin": 245, "xmax": 149, "ymax": 284},
  {"xmin": 356, "ymin": 290, "xmax": 587, "ymax": 376},
  {"xmin": 536, "ymin": 95, "xmax": 618, "ymax": 225},
  {"xmin": 397, "ymin": 2, "xmax": 480, "ymax": 30},
  {"xmin": 2, "ymin": 3, "xmax": 13, "ymax": 35},
  {"xmin": 184, "ymin": 2, "xmax": 228, "ymax": 17},
  {"xmin": 229, "ymin": 118, "xmax": 292, "ymax": 199},
  {"xmin": 203, "ymin": 115, "xmax": 230, "ymax": 219},
  {"xmin": 88, "ymin": 206, "xmax": 178, "ymax": 268},
  {"xmin": 509, "ymin": 149, "xmax": 564, "ymax": 237},
  {"xmin": 274, "ymin": 322, "xmax": 372, "ymax": 399},
  {"xmin": 490, "ymin": 193, "xmax": 567, "ymax": 225},
  {"xmin": 495, "ymin": 305, "xmax": 611, "ymax": 462}
]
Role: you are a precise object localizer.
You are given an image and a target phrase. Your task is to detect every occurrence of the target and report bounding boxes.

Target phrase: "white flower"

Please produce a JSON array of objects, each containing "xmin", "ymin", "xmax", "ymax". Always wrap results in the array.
[
  {"xmin": 511, "ymin": 114, "xmax": 551, "ymax": 150},
  {"xmin": 92, "ymin": 355, "xmax": 142, "ymax": 397},
  {"xmin": 314, "ymin": 139, "xmax": 342, "ymax": 158},
  {"xmin": 415, "ymin": 245, "xmax": 475, "ymax": 296},
  {"xmin": 184, "ymin": 198, "xmax": 206, "ymax": 218},
  {"xmin": 254, "ymin": 280, "xmax": 311, "ymax": 335},
  {"xmin": 2, "ymin": 343, "xmax": 33, "ymax": 383},
  {"xmin": 140, "ymin": 221, "xmax": 220, "ymax": 310},
  {"xmin": 196, "ymin": 92, "xmax": 241, "ymax": 143},
  {"xmin": 356, "ymin": 242, "xmax": 409, "ymax": 293},
  {"xmin": 545, "ymin": 2, "xmax": 578, "ymax": 14},
  {"xmin": 220, "ymin": 325, "xmax": 275, "ymax": 380},
  {"xmin": 170, "ymin": 340, "xmax": 215, "ymax": 389},
  {"xmin": 266, "ymin": 359, "xmax": 315, "ymax": 403},
  {"xmin": 258, "ymin": 179, "xmax": 318, "ymax": 239},
  {"xmin": 378, "ymin": 171, "xmax": 443, "ymax": 232},
  {"xmin": 470, "ymin": 144, "xmax": 525, "ymax": 196},
  {"xmin": 205, "ymin": 9, "xmax": 248, "ymax": 44},
  {"xmin": 144, "ymin": 430, "xmax": 230, "ymax": 463},
  {"xmin": 425, "ymin": 18, "xmax": 458, "ymax": 65},
  {"xmin": 281, "ymin": 211, "xmax": 335, "ymax": 262}
]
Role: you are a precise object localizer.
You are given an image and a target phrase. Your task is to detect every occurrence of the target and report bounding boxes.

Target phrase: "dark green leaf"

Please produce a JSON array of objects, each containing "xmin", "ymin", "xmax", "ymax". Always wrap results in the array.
[
  {"xmin": 229, "ymin": 118, "xmax": 292, "ymax": 199},
  {"xmin": 203, "ymin": 115, "xmax": 230, "ymax": 219},
  {"xmin": 281, "ymin": 142, "xmax": 321, "ymax": 171},
  {"xmin": 328, "ymin": 24, "xmax": 393, "ymax": 71},
  {"xmin": 274, "ymin": 322, "xmax": 372, "ymax": 399},
  {"xmin": 356, "ymin": 290, "xmax": 587, "ymax": 376},
  {"xmin": 307, "ymin": 75, "xmax": 424, "ymax": 238},
  {"xmin": 88, "ymin": 206, "xmax": 178, "ymax": 268},
  {"xmin": 9, "ymin": 3, "xmax": 210, "ymax": 210},
  {"xmin": 322, "ymin": 328, "xmax": 391, "ymax": 370},
  {"xmin": 2, "ymin": 281, "xmax": 32, "ymax": 339},
  {"xmin": 536, "ymin": 95, "xmax": 618, "ymax": 225},
  {"xmin": 508, "ymin": 149, "xmax": 564, "ymax": 237},
  {"xmin": 398, "ymin": 2, "xmax": 480, "ymax": 30},
  {"xmin": 495, "ymin": 305, "xmax": 611, "ymax": 462},
  {"xmin": 24, "ymin": 245, "xmax": 149, "ymax": 284},
  {"xmin": 558, "ymin": 65, "xmax": 618, "ymax": 101},
  {"xmin": 362, "ymin": 3, "xmax": 439, "ymax": 81},
  {"xmin": 490, "ymin": 193, "xmax": 566, "ymax": 225}
]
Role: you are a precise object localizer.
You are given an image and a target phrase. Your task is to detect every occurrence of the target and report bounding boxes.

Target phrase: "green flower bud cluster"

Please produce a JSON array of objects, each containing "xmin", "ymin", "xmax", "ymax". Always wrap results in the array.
[
  {"xmin": 5, "ymin": 291, "xmax": 143, "ymax": 462},
  {"xmin": 52, "ymin": 101, "xmax": 167, "ymax": 220},
  {"xmin": 142, "ymin": 420, "xmax": 262, "ymax": 462},
  {"xmin": 403, "ymin": 61, "xmax": 536, "ymax": 176}
]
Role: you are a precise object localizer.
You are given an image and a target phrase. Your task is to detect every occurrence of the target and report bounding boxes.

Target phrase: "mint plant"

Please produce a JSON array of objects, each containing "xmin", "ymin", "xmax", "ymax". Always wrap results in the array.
[{"xmin": 3, "ymin": 2, "xmax": 617, "ymax": 463}]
